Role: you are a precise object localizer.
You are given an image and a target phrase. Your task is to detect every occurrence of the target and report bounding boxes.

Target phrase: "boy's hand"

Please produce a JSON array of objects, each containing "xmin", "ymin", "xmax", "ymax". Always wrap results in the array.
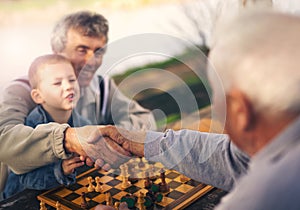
[{"xmin": 62, "ymin": 156, "xmax": 84, "ymax": 175}]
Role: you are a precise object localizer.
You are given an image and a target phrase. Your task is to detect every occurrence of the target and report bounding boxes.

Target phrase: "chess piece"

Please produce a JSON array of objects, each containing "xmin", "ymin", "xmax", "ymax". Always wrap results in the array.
[
  {"xmin": 95, "ymin": 176, "xmax": 103, "ymax": 193},
  {"xmin": 148, "ymin": 165, "xmax": 157, "ymax": 181},
  {"xmin": 159, "ymin": 170, "xmax": 170, "ymax": 193},
  {"xmin": 120, "ymin": 194, "xmax": 137, "ymax": 209},
  {"xmin": 81, "ymin": 192, "xmax": 89, "ymax": 209},
  {"xmin": 114, "ymin": 201, "xmax": 120, "ymax": 210},
  {"xmin": 87, "ymin": 176, "xmax": 95, "ymax": 192},
  {"xmin": 138, "ymin": 157, "xmax": 145, "ymax": 168},
  {"xmin": 137, "ymin": 192, "xmax": 146, "ymax": 210},
  {"xmin": 146, "ymin": 190, "xmax": 163, "ymax": 203},
  {"xmin": 120, "ymin": 164, "xmax": 131, "ymax": 189},
  {"xmin": 144, "ymin": 172, "xmax": 152, "ymax": 189},
  {"xmin": 56, "ymin": 201, "xmax": 62, "ymax": 210},
  {"xmin": 144, "ymin": 194, "xmax": 154, "ymax": 209},
  {"xmin": 121, "ymin": 175, "xmax": 132, "ymax": 190},
  {"xmin": 180, "ymin": 174, "xmax": 189, "ymax": 183},
  {"xmin": 40, "ymin": 200, "xmax": 47, "ymax": 210},
  {"xmin": 106, "ymin": 192, "xmax": 113, "ymax": 206}
]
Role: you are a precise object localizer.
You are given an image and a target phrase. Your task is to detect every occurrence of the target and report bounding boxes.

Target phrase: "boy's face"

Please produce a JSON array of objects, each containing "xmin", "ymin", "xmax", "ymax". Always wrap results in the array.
[
  {"xmin": 34, "ymin": 62, "xmax": 80, "ymax": 112},
  {"xmin": 59, "ymin": 28, "xmax": 107, "ymax": 87}
]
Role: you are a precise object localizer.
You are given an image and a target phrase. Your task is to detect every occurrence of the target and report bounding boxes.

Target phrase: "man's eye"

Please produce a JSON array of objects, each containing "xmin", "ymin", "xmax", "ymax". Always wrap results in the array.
[
  {"xmin": 77, "ymin": 48, "xmax": 87, "ymax": 55},
  {"xmin": 94, "ymin": 48, "xmax": 106, "ymax": 57}
]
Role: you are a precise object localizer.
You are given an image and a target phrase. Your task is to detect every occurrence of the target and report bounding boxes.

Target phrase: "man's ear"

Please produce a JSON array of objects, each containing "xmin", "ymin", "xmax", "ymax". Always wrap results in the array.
[
  {"xmin": 226, "ymin": 89, "xmax": 255, "ymax": 132},
  {"xmin": 31, "ymin": 89, "xmax": 44, "ymax": 104}
]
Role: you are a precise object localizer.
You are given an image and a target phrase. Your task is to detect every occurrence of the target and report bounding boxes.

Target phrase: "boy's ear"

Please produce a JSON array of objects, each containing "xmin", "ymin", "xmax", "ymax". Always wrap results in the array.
[{"xmin": 31, "ymin": 89, "xmax": 44, "ymax": 104}]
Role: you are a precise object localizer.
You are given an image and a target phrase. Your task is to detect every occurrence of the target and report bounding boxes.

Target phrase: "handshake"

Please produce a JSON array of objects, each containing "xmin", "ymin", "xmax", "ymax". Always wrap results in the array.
[{"xmin": 64, "ymin": 125, "xmax": 147, "ymax": 170}]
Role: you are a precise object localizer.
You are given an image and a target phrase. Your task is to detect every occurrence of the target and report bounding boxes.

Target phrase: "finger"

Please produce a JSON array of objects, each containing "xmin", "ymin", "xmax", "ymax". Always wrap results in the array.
[
  {"xmin": 119, "ymin": 202, "xmax": 129, "ymax": 210},
  {"xmin": 70, "ymin": 160, "xmax": 85, "ymax": 168},
  {"xmin": 95, "ymin": 204, "xmax": 115, "ymax": 210},
  {"xmin": 86, "ymin": 128, "xmax": 105, "ymax": 144},
  {"xmin": 95, "ymin": 159, "xmax": 105, "ymax": 168},
  {"xmin": 85, "ymin": 157, "xmax": 95, "ymax": 167},
  {"xmin": 70, "ymin": 156, "xmax": 82, "ymax": 163},
  {"xmin": 102, "ymin": 163, "xmax": 111, "ymax": 171},
  {"xmin": 79, "ymin": 155, "xmax": 86, "ymax": 161},
  {"xmin": 104, "ymin": 137, "xmax": 131, "ymax": 157}
]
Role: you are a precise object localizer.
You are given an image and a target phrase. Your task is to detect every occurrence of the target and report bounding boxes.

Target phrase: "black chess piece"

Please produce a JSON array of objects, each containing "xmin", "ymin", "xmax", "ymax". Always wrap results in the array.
[
  {"xmin": 120, "ymin": 194, "xmax": 137, "ymax": 209},
  {"xmin": 144, "ymin": 172, "xmax": 152, "ymax": 189},
  {"xmin": 81, "ymin": 192, "xmax": 89, "ymax": 209},
  {"xmin": 159, "ymin": 170, "xmax": 170, "ymax": 193}
]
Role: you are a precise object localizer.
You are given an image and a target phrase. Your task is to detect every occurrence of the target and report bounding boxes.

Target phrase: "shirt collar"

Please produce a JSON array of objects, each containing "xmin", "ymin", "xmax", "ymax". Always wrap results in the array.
[
  {"xmin": 79, "ymin": 75, "xmax": 100, "ymax": 104},
  {"xmin": 251, "ymin": 115, "xmax": 300, "ymax": 164}
]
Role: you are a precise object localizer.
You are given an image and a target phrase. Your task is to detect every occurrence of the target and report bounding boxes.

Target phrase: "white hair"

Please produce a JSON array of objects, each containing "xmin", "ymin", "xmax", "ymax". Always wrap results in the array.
[{"xmin": 208, "ymin": 11, "xmax": 300, "ymax": 116}]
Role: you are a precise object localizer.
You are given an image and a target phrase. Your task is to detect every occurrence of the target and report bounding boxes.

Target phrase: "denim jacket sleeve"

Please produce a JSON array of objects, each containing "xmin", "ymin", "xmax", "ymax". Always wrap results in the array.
[
  {"xmin": 53, "ymin": 160, "xmax": 76, "ymax": 186},
  {"xmin": 18, "ymin": 163, "xmax": 60, "ymax": 190}
]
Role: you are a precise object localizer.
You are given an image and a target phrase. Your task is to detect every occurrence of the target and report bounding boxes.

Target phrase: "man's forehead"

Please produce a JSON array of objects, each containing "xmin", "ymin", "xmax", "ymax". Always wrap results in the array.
[{"xmin": 68, "ymin": 28, "xmax": 107, "ymax": 40}]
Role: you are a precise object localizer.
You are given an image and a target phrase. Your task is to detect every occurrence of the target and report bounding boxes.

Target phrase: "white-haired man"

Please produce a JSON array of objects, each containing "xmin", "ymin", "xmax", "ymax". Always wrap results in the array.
[{"xmin": 96, "ymin": 11, "xmax": 300, "ymax": 209}]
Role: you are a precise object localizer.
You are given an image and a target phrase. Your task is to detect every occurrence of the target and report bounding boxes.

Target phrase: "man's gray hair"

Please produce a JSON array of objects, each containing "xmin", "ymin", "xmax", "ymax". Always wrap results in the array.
[
  {"xmin": 51, "ymin": 11, "xmax": 109, "ymax": 53},
  {"xmin": 209, "ymin": 11, "xmax": 300, "ymax": 116}
]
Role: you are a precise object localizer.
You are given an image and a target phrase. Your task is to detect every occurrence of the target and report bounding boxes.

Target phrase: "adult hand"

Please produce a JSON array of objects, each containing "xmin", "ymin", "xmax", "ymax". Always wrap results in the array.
[
  {"xmin": 67, "ymin": 126, "xmax": 132, "ymax": 169},
  {"xmin": 95, "ymin": 202, "xmax": 129, "ymax": 210},
  {"xmin": 64, "ymin": 127, "xmax": 95, "ymax": 166},
  {"xmin": 97, "ymin": 125, "xmax": 146, "ymax": 157}
]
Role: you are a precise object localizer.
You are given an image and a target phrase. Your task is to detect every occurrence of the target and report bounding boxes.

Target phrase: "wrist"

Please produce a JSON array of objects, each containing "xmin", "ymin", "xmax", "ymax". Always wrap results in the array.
[{"xmin": 64, "ymin": 127, "xmax": 75, "ymax": 153}]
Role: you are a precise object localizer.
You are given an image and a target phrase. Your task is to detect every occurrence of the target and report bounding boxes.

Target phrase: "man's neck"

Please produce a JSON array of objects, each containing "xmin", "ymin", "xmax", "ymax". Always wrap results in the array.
[{"xmin": 248, "ymin": 113, "xmax": 298, "ymax": 156}]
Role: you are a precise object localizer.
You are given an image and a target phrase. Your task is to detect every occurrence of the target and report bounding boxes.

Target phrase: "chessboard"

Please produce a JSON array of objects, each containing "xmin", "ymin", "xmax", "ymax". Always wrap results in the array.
[{"xmin": 37, "ymin": 158, "xmax": 213, "ymax": 209}]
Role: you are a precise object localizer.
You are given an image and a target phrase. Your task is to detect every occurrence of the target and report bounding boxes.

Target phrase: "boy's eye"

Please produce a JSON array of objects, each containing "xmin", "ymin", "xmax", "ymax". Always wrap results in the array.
[
  {"xmin": 53, "ymin": 82, "xmax": 61, "ymax": 86},
  {"xmin": 69, "ymin": 79, "xmax": 76, "ymax": 83}
]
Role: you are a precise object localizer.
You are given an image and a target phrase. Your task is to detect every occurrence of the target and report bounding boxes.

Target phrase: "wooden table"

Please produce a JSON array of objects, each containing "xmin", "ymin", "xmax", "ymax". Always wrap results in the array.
[{"xmin": 0, "ymin": 186, "xmax": 227, "ymax": 210}]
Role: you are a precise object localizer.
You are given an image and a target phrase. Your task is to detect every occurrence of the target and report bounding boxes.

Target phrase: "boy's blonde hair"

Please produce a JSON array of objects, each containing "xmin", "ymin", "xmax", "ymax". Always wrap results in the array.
[{"xmin": 28, "ymin": 54, "xmax": 71, "ymax": 88}]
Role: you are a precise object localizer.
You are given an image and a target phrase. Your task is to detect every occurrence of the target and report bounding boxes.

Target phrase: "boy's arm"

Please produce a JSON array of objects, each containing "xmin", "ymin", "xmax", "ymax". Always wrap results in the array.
[
  {"xmin": 17, "ymin": 162, "xmax": 74, "ymax": 190},
  {"xmin": 0, "ymin": 79, "xmax": 71, "ymax": 174}
]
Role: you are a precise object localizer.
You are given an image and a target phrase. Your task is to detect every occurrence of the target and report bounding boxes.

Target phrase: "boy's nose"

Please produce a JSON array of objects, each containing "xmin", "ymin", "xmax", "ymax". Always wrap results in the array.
[{"xmin": 62, "ymin": 80, "xmax": 73, "ymax": 90}]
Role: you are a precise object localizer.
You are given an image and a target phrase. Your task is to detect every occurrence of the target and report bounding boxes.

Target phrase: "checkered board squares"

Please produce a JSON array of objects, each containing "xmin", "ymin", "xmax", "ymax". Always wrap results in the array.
[{"xmin": 38, "ymin": 159, "xmax": 214, "ymax": 210}]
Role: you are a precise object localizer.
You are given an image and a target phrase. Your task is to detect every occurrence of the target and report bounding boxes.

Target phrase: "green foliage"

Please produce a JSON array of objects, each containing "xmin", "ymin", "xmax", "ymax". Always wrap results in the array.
[{"xmin": 113, "ymin": 58, "xmax": 181, "ymax": 84}]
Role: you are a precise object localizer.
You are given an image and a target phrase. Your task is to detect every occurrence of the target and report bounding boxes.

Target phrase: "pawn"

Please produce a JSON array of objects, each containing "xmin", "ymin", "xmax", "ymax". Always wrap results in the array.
[
  {"xmin": 39, "ymin": 200, "xmax": 47, "ymax": 210},
  {"xmin": 114, "ymin": 202, "xmax": 120, "ymax": 210},
  {"xmin": 144, "ymin": 172, "xmax": 152, "ymax": 189},
  {"xmin": 106, "ymin": 192, "xmax": 113, "ymax": 206},
  {"xmin": 87, "ymin": 176, "xmax": 95, "ymax": 192},
  {"xmin": 137, "ymin": 192, "xmax": 146, "ymax": 210},
  {"xmin": 81, "ymin": 192, "xmax": 89, "ymax": 209},
  {"xmin": 121, "ymin": 175, "xmax": 132, "ymax": 190},
  {"xmin": 56, "ymin": 201, "xmax": 62, "ymax": 210},
  {"xmin": 148, "ymin": 165, "xmax": 157, "ymax": 181},
  {"xmin": 95, "ymin": 176, "xmax": 103, "ymax": 193},
  {"xmin": 138, "ymin": 157, "xmax": 145, "ymax": 168}
]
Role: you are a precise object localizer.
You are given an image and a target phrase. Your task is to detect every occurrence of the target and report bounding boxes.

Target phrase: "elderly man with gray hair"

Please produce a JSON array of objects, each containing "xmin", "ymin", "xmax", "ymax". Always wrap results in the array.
[{"xmin": 96, "ymin": 11, "xmax": 300, "ymax": 210}]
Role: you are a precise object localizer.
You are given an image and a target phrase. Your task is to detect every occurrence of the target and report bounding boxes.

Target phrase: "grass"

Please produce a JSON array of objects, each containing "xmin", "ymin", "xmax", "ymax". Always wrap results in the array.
[{"xmin": 113, "ymin": 46, "xmax": 211, "ymax": 126}]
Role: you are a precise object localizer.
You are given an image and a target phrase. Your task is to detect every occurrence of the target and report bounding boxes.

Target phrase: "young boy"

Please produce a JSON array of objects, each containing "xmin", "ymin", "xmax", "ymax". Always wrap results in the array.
[{"xmin": 2, "ymin": 54, "xmax": 91, "ymax": 199}]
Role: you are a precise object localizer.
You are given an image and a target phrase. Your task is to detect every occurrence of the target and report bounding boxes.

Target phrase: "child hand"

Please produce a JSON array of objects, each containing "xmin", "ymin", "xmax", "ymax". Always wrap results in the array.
[{"xmin": 62, "ymin": 156, "xmax": 84, "ymax": 175}]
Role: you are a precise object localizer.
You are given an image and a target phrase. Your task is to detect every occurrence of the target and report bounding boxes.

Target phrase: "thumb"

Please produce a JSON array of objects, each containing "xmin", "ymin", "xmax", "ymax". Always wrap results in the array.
[{"xmin": 119, "ymin": 202, "xmax": 129, "ymax": 210}]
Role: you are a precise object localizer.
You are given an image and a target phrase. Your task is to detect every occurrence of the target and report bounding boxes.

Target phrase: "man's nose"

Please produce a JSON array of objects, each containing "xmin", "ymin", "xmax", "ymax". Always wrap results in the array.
[
  {"xmin": 84, "ymin": 50, "xmax": 94, "ymax": 64},
  {"xmin": 84, "ymin": 51, "xmax": 102, "ymax": 66}
]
